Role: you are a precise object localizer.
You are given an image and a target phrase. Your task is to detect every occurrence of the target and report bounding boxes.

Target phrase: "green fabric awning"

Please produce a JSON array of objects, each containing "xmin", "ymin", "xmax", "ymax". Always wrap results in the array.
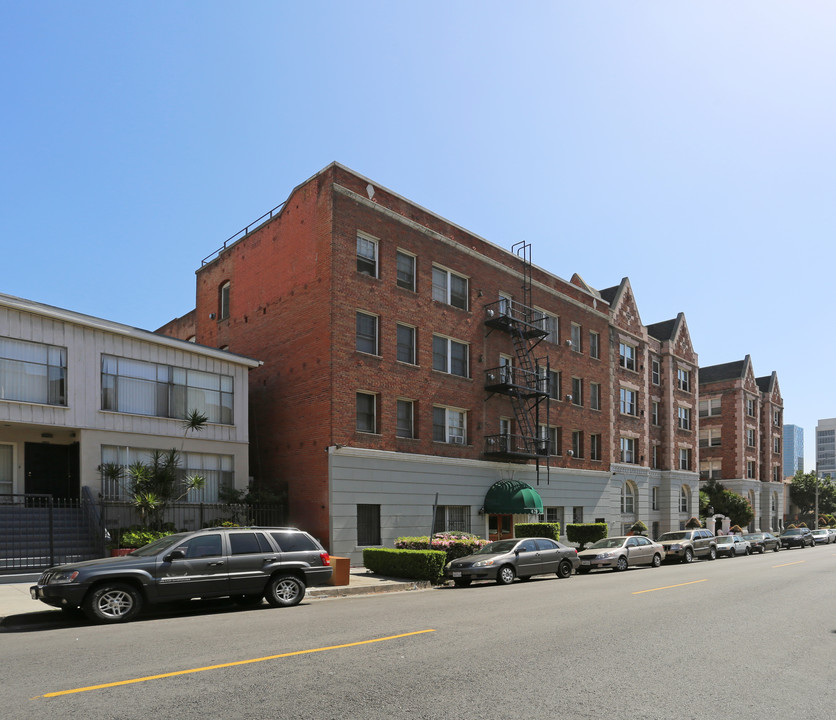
[{"xmin": 483, "ymin": 480, "xmax": 544, "ymax": 515}]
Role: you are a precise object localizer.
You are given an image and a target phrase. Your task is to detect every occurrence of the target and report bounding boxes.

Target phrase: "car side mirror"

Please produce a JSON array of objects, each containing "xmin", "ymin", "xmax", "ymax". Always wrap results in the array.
[{"xmin": 165, "ymin": 549, "xmax": 186, "ymax": 562}]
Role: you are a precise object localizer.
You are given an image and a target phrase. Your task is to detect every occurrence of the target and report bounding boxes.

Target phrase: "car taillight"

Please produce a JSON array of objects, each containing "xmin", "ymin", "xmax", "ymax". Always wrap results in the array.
[{"xmin": 320, "ymin": 552, "xmax": 331, "ymax": 566}]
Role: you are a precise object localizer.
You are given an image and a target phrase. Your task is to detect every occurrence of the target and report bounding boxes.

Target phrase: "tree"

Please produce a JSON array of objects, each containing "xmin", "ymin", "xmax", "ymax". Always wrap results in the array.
[
  {"xmin": 790, "ymin": 471, "xmax": 836, "ymax": 516},
  {"xmin": 702, "ymin": 479, "xmax": 754, "ymax": 528}
]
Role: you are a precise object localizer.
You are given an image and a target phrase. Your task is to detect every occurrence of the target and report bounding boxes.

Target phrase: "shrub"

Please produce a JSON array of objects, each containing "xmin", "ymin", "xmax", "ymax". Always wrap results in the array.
[
  {"xmin": 395, "ymin": 533, "xmax": 489, "ymax": 561},
  {"xmin": 685, "ymin": 517, "xmax": 702, "ymax": 529},
  {"xmin": 629, "ymin": 521, "xmax": 648, "ymax": 536},
  {"xmin": 117, "ymin": 527, "xmax": 176, "ymax": 549},
  {"xmin": 514, "ymin": 522, "xmax": 560, "ymax": 540},
  {"xmin": 363, "ymin": 548, "xmax": 446, "ymax": 583},
  {"xmin": 566, "ymin": 523, "xmax": 608, "ymax": 550}
]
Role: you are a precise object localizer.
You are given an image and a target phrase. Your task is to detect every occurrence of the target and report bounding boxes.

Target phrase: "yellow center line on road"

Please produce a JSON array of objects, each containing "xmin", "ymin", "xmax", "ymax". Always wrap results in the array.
[
  {"xmin": 773, "ymin": 560, "xmax": 805, "ymax": 568},
  {"xmin": 632, "ymin": 579, "xmax": 708, "ymax": 595},
  {"xmin": 34, "ymin": 629, "xmax": 436, "ymax": 699}
]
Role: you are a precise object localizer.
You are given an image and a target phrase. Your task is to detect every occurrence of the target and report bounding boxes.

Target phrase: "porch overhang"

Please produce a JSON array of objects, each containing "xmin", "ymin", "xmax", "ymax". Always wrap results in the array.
[{"xmin": 483, "ymin": 480, "xmax": 544, "ymax": 515}]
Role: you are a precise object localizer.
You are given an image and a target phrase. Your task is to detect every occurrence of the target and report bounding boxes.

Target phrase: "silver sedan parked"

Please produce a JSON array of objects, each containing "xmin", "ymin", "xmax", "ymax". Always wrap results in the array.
[
  {"xmin": 576, "ymin": 536, "xmax": 665, "ymax": 573},
  {"xmin": 715, "ymin": 535, "xmax": 751, "ymax": 557}
]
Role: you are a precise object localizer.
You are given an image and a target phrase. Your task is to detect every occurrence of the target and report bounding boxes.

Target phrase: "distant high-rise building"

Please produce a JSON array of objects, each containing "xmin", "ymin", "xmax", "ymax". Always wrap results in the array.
[
  {"xmin": 783, "ymin": 424, "xmax": 804, "ymax": 478},
  {"xmin": 816, "ymin": 419, "xmax": 836, "ymax": 478}
]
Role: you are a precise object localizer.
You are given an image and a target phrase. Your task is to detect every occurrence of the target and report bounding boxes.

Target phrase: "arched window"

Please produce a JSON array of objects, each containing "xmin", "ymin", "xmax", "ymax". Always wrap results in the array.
[
  {"xmin": 621, "ymin": 482, "xmax": 637, "ymax": 515},
  {"xmin": 679, "ymin": 486, "xmax": 690, "ymax": 514}
]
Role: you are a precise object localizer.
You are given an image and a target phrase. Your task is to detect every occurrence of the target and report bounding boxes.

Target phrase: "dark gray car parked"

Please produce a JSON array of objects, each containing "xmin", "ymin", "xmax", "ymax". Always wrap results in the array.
[{"xmin": 30, "ymin": 527, "xmax": 332, "ymax": 623}]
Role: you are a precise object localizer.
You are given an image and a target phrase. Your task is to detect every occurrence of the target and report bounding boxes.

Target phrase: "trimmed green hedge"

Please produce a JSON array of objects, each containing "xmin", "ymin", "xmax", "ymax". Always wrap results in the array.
[
  {"xmin": 514, "ymin": 522, "xmax": 560, "ymax": 540},
  {"xmin": 395, "ymin": 534, "xmax": 488, "ymax": 561},
  {"xmin": 362, "ymin": 548, "xmax": 447, "ymax": 583},
  {"xmin": 566, "ymin": 523, "xmax": 608, "ymax": 550}
]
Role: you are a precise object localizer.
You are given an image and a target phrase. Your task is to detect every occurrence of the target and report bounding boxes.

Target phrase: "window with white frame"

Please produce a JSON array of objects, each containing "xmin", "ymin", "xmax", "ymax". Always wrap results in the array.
[
  {"xmin": 356, "ymin": 392, "xmax": 377, "ymax": 433},
  {"xmin": 677, "ymin": 406, "xmax": 691, "ymax": 431},
  {"xmin": 619, "ymin": 343, "xmax": 636, "ymax": 371},
  {"xmin": 590, "ymin": 382, "xmax": 600, "ymax": 411},
  {"xmin": 680, "ymin": 486, "xmax": 690, "ymax": 513},
  {"xmin": 679, "ymin": 448, "xmax": 692, "ymax": 470},
  {"xmin": 219, "ymin": 281, "xmax": 230, "ymax": 321},
  {"xmin": 396, "ymin": 250, "xmax": 416, "ymax": 291},
  {"xmin": 101, "ymin": 355, "xmax": 233, "ymax": 424},
  {"xmin": 700, "ymin": 459, "xmax": 722, "ymax": 480},
  {"xmin": 0, "ymin": 337, "xmax": 67, "ymax": 406},
  {"xmin": 747, "ymin": 398, "xmax": 756, "ymax": 417},
  {"xmin": 356, "ymin": 234, "xmax": 378, "ymax": 277},
  {"xmin": 396, "ymin": 399, "xmax": 414, "ymax": 439},
  {"xmin": 590, "ymin": 434, "xmax": 601, "ymax": 461},
  {"xmin": 651, "ymin": 401, "xmax": 660, "ymax": 426},
  {"xmin": 433, "ymin": 505, "xmax": 471, "ymax": 534},
  {"xmin": 773, "ymin": 409, "xmax": 781, "ymax": 426},
  {"xmin": 589, "ymin": 331, "xmax": 600, "ymax": 359},
  {"xmin": 540, "ymin": 424, "xmax": 559, "ymax": 456},
  {"xmin": 771, "ymin": 492, "xmax": 777, "ymax": 512},
  {"xmin": 539, "ymin": 506, "xmax": 564, "ymax": 530},
  {"xmin": 570, "ymin": 323, "xmax": 582, "ymax": 352},
  {"xmin": 573, "ymin": 506, "xmax": 584, "ymax": 523},
  {"xmin": 677, "ymin": 368, "xmax": 691, "ymax": 392},
  {"xmin": 773, "ymin": 436, "xmax": 781, "ymax": 454},
  {"xmin": 620, "ymin": 388, "xmax": 637, "ymax": 416},
  {"xmin": 773, "ymin": 466, "xmax": 780, "ymax": 482},
  {"xmin": 0, "ymin": 444, "xmax": 12, "ymax": 495},
  {"xmin": 747, "ymin": 428, "xmax": 756, "ymax": 446},
  {"xmin": 355, "ymin": 311, "xmax": 378, "ymax": 355},
  {"xmin": 433, "ymin": 406, "xmax": 466, "ymax": 444},
  {"xmin": 651, "ymin": 444, "xmax": 659, "ymax": 469},
  {"xmin": 396, "ymin": 324, "xmax": 416, "ymax": 365},
  {"xmin": 747, "ymin": 460, "xmax": 756, "ymax": 478},
  {"xmin": 572, "ymin": 431, "xmax": 584, "ymax": 458},
  {"xmin": 548, "ymin": 370, "xmax": 561, "ymax": 400},
  {"xmin": 571, "ymin": 377, "xmax": 583, "ymax": 406},
  {"xmin": 537, "ymin": 310, "xmax": 558, "ymax": 344},
  {"xmin": 651, "ymin": 358, "xmax": 660, "ymax": 384},
  {"xmin": 621, "ymin": 482, "xmax": 636, "ymax": 514},
  {"xmin": 700, "ymin": 428, "xmax": 721, "ymax": 447},
  {"xmin": 620, "ymin": 437, "xmax": 637, "ymax": 464},
  {"xmin": 651, "ymin": 486, "xmax": 659, "ymax": 511},
  {"xmin": 699, "ymin": 397, "xmax": 721, "ymax": 417},
  {"xmin": 431, "ymin": 266, "xmax": 468, "ymax": 310},
  {"xmin": 100, "ymin": 445, "xmax": 233, "ymax": 502},
  {"xmin": 432, "ymin": 335, "xmax": 469, "ymax": 377}
]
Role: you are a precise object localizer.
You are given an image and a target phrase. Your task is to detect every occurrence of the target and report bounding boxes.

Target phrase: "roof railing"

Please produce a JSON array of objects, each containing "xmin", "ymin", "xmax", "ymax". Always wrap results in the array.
[{"xmin": 201, "ymin": 201, "xmax": 286, "ymax": 266}]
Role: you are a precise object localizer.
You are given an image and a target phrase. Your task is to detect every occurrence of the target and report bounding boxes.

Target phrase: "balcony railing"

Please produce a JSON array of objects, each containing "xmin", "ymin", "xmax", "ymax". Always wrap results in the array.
[
  {"xmin": 484, "ymin": 299, "xmax": 549, "ymax": 339},
  {"xmin": 484, "ymin": 433, "xmax": 549, "ymax": 461}
]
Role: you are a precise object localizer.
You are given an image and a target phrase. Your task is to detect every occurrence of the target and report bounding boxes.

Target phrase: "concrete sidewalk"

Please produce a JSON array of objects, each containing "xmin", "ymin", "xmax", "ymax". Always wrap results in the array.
[{"xmin": 0, "ymin": 568, "xmax": 433, "ymax": 626}]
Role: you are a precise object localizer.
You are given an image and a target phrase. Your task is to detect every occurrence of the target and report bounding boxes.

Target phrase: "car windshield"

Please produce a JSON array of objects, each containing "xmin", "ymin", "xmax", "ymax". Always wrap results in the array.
[
  {"xmin": 474, "ymin": 540, "xmax": 519, "ymax": 555},
  {"xmin": 781, "ymin": 529, "xmax": 801, "ymax": 535},
  {"xmin": 660, "ymin": 532, "xmax": 687, "ymax": 541},
  {"xmin": 744, "ymin": 534, "xmax": 762, "ymax": 540},
  {"xmin": 129, "ymin": 533, "xmax": 191, "ymax": 557},
  {"xmin": 813, "ymin": 530, "xmax": 827, "ymax": 535},
  {"xmin": 715, "ymin": 536, "xmax": 732, "ymax": 543},
  {"xmin": 588, "ymin": 538, "xmax": 626, "ymax": 550}
]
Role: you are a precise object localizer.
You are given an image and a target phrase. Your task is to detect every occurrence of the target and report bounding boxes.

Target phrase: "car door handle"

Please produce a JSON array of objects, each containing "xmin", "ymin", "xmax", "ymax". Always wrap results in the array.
[
  {"xmin": 263, "ymin": 557, "xmax": 277, "ymax": 563},
  {"xmin": 208, "ymin": 561, "xmax": 225, "ymax": 567}
]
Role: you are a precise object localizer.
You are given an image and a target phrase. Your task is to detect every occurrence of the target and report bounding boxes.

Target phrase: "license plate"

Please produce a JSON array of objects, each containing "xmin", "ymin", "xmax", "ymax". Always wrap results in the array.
[
  {"xmin": 452, "ymin": 572, "xmax": 462, "ymax": 578},
  {"xmin": 581, "ymin": 561, "xmax": 590, "ymax": 566}
]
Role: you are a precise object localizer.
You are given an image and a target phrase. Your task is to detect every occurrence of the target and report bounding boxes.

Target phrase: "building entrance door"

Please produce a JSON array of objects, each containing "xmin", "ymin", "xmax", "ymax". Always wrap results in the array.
[
  {"xmin": 24, "ymin": 442, "xmax": 80, "ymax": 499},
  {"xmin": 488, "ymin": 514, "xmax": 514, "ymax": 541}
]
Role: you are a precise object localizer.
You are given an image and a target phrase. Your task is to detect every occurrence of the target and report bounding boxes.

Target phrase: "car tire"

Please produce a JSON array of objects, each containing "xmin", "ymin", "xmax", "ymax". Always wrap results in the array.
[
  {"xmin": 496, "ymin": 565, "xmax": 516, "ymax": 585},
  {"xmin": 745, "ymin": 547, "xmax": 751, "ymax": 555},
  {"xmin": 83, "ymin": 582, "xmax": 142, "ymax": 623},
  {"xmin": 773, "ymin": 544, "xmax": 780, "ymax": 552},
  {"xmin": 651, "ymin": 553, "xmax": 661, "ymax": 568},
  {"xmin": 453, "ymin": 578, "xmax": 472, "ymax": 588},
  {"xmin": 708, "ymin": 546, "xmax": 717, "ymax": 560},
  {"xmin": 264, "ymin": 574, "xmax": 306, "ymax": 607},
  {"xmin": 556, "ymin": 560, "xmax": 573, "ymax": 579},
  {"xmin": 683, "ymin": 548, "xmax": 694, "ymax": 564},
  {"xmin": 616, "ymin": 556, "xmax": 628, "ymax": 572}
]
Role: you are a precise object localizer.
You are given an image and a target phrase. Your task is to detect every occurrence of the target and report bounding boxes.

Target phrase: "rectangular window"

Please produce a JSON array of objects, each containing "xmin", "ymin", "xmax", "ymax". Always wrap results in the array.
[
  {"xmin": 651, "ymin": 445, "xmax": 659, "ymax": 469},
  {"xmin": 773, "ymin": 466, "xmax": 780, "ymax": 482},
  {"xmin": 539, "ymin": 311, "xmax": 558, "ymax": 344},
  {"xmin": 571, "ymin": 377, "xmax": 583, "ymax": 406},
  {"xmin": 539, "ymin": 506, "xmax": 564, "ymax": 531},
  {"xmin": 677, "ymin": 368, "xmax": 691, "ymax": 392},
  {"xmin": 219, "ymin": 282, "xmax": 230, "ymax": 320},
  {"xmin": 396, "ymin": 399, "xmax": 414, "ymax": 439},
  {"xmin": 651, "ymin": 358, "xmax": 660, "ymax": 385},
  {"xmin": 651, "ymin": 486, "xmax": 659, "ymax": 511},
  {"xmin": 589, "ymin": 331, "xmax": 600, "ymax": 359},
  {"xmin": 699, "ymin": 397, "xmax": 721, "ymax": 417},
  {"xmin": 774, "ymin": 437, "xmax": 781, "ymax": 454},
  {"xmin": 540, "ymin": 425, "xmax": 561, "ymax": 455},
  {"xmin": 747, "ymin": 398, "xmax": 756, "ymax": 417},
  {"xmin": 432, "ymin": 266, "xmax": 468, "ymax": 310},
  {"xmin": 620, "ymin": 388, "xmax": 637, "ymax": 416},
  {"xmin": 678, "ymin": 406, "xmax": 691, "ymax": 431},
  {"xmin": 700, "ymin": 460, "xmax": 721, "ymax": 480},
  {"xmin": 620, "ymin": 437, "xmax": 637, "ymax": 464},
  {"xmin": 570, "ymin": 323, "xmax": 582, "ymax": 353},
  {"xmin": 651, "ymin": 401, "xmax": 659, "ymax": 426},
  {"xmin": 548, "ymin": 370, "xmax": 561, "ymax": 401},
  {"xmin": 357, "ymin": 504, "xmax": 381, "ymax": 546},
  {"xmin": 432, "ymin": 335, "xmax": 469, "ymax": 377},
  {"xmin": 0, "ymin": 337, "xmax": 67, "ymax": 406},
  {"xmin": 433, "ymin": 406, "xmax": 466, "ymax": 444},
  {"xmin": 433, "ymin": 505, "xmax": 471, "ymax": 534},
  {"xmin": 356, "ymin": 234, "xmax": 378, "ymax": 277},
  {"xmin": 101, "ymin": 355, "xmax": 233, "ymax": 424},
  {"xmin": 396, "ymin": 324, "xmax": 416, "ymax": 365},
  {"xmin": 590, "ymin": 382, "xmax": 600, "ymax": 411},
  {"xmin": 572, "ymin": 431, "xmax": 584, "ymax": 458},
  {"xmin": 101, "ymin": 445, "xmax": 233, "ymax": 502},
  {"xmin": 356, "ymin": 392, "xmax": 377, "ymax": 433},
  {"xmin": 590, "ymin": 434, "xmax": 601, "ymax": 461},
  {"xmin": 679, "ymin": 448, "xmax": 692, "ymax": 470},
  {"xmin": 0, "ymin": 444, "xmax": 13, "ymax": 495},
  {"xmin": 619, "ymin": 343, "xmax": 636, "ymax": 371},
  {"xmin": 700, "ymin": 428, "xmax": 722, "ymax": 447},
  {"xmin": 747, "ymin": 460, "xmax": 756, "ymax": 479},
  {"xmin": 573, "ymin": 506, "xmax": 584, "ymax": 524},
  {"xmin": 773, "ymin": 409, "xmax": 781, "ymax": 426},
  {"xmin": 747, "ymin": 428, "xmax": 756, "ymax": 447},
  {"xmin": 396, "ymin": 250, "xmax": 416, "ymax": 291},
  {"xmin": 355, "ymin": 312, "xmax": 378, "ymax": 355}
]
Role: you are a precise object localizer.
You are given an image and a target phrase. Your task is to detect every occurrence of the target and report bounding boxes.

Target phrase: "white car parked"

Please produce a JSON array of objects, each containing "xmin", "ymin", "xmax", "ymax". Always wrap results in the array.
[{"xmin": 714, "ymin": 535, "xmax": 751, "ymax": 557}]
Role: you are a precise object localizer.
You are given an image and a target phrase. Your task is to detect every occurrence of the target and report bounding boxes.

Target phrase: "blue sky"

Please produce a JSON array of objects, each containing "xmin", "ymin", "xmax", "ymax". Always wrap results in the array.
[{"xmin": 2, "ymin": 2, "xmax": 833, "ymax": 468}]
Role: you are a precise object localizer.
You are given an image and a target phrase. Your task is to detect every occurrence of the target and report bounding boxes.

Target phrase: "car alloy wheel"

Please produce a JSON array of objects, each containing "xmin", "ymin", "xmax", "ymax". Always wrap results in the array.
[
  {"xmin": 265, "ymin": 574, "xmax": 305, "ymax": 607},
  {"xmin": 709, "ymin": 546, "xmax": 717, "ymax": 560},
  {"xmin": 496, "ymin": 565, "xmax": 516, "ymax": 585},
  {"xmin": 556, "ymin": 560, "xmax": 573, "ymax": 579},
  {"xmin": 84, "ymin": 583, "xmax": 142, "ymax": 623},
  {"xmin": 683, "ymin": 548, "xmax": 694, "ymax": 564},
  {"xmin": 651, "ymin": 553, "xmax": 661, "ymax": 568},
  {"xmin": 616, "ymin": 556, "xmax": 628, "ymax": 571}
]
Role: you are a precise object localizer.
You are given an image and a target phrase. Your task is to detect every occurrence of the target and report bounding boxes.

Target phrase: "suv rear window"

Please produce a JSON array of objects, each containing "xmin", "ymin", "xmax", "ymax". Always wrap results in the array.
[{"xmin": 271, "ymin": 531, "xmax": 318, "ymax": 552}]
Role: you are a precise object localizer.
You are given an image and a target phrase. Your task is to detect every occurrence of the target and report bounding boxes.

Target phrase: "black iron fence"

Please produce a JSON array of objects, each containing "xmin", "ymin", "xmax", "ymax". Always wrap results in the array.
[{"xmin": 0, "ymin": 492, "xmax": 286, "ymax": 572}]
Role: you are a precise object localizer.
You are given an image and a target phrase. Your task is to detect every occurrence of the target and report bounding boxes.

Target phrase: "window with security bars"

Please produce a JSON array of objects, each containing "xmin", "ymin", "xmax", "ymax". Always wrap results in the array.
[
  {"xmin": 433, "ymin": 505, "xmax": 471, "ymax": 534},
  {"xmin": 357, "ymin": 504, "xmax": 381, "ymax": 546}
]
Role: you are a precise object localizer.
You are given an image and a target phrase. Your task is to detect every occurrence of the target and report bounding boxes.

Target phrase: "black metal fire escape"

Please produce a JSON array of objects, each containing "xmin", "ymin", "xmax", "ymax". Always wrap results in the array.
[{"xmin": 483, "ymin": 242, "xmax": 551, "ymax": 484}]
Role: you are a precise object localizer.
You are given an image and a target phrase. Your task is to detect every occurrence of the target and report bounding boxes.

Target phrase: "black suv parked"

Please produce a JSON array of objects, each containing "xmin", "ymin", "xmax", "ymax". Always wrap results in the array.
[
  {"xmin": 30, "ymin": 527, "xmax": 332, "ymax": 623},
  {"xmin": 657, "ymin": 529, "xmax": 717, "ymax": 563}
]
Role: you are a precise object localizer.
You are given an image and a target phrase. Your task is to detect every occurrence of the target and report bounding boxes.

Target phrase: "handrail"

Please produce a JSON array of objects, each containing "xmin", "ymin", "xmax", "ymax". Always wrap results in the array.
[{"xmin": 201, "ymin": 201, "xmax": 286, "ymax": 266}]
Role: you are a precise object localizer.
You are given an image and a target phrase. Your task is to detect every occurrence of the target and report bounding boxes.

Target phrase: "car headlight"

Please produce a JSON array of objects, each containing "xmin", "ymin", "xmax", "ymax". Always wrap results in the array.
[
  {"xmin": 473, "ymin": 559, "xmax": 495, "ymax": 567},
  {"xmin": 49, "ymin": 570, "xmax": 79, "ymax": 584},
  {"xmin": 596, "ymin": 552, "xmax": 615, "ymax": 559}
]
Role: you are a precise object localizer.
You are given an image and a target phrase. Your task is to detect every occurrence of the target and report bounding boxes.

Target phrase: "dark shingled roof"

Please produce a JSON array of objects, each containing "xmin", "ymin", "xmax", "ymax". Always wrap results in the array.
[
  {"xmin": 646, "ymin": 319, "xmax": 676, "ymax": 341},
  {"xmin": 756, "ymin": 375, "xmax": 773, "ymax": 392},
  {"xmin": 699, "ymin": 360, "xmax": 746, "ymax": 384},
  {"xmin": 599, "ymin": 286, "xmax": 619, "ymax": 304}
]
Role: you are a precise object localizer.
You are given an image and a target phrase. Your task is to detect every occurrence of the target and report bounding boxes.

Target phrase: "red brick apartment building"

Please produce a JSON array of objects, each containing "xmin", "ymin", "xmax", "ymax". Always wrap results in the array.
[
  {"xmin": 698, "ymin": 356, "xmax": 785, "ymax": 530},
  {"xmin": 159, "ymin": 163, "xmax": 701, "ymax": 561}
]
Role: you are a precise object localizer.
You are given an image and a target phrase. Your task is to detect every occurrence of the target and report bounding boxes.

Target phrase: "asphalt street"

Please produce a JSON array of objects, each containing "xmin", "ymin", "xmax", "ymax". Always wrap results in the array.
[{"xmin": 3, "ymin": 546, "xmax": 835, "ymax": 719}]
